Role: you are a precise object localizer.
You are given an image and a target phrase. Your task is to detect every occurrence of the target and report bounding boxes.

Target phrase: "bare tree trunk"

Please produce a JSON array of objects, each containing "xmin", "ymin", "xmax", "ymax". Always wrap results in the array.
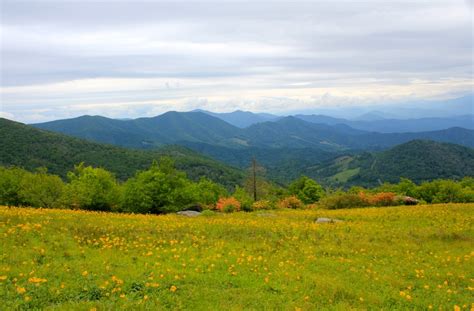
[{"xmin": 252, "ymin": 157, "xmax": 257, "ymax": 202}]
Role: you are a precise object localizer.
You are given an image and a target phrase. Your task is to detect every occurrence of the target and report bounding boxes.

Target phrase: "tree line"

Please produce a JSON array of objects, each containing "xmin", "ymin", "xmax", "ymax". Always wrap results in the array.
[{"xmin": 0, "ymin": 158, "xmax": 473, "ymax": 213}]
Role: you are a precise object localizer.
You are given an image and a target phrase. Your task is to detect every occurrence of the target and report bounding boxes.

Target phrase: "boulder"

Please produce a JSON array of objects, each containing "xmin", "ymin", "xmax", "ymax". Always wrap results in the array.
[
  {"xmin": 177, "ymin": 211, "xmax": 201, "ymax": 217},
  {"xmin": 398, "ymin": 196, "xmax": 419, "ymax": 205},
  {"xmin": 316, "ymin": 217, "xmax": 342, "ymax": 223}
]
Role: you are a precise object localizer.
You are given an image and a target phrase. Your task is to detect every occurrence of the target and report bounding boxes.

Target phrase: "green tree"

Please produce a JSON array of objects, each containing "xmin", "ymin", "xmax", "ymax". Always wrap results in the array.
[
  {"xmin": 19, "ymin": 168, "xmax": 64, "ymax": 208},
  {"xmin": 62, "ymin": 163, "xmax": 120, "ymax": 211},
  {"xmin": 395, "ymin": 178, "xmax": 417, "ymax": 197},
  {"xmin": 121, "ymin": 158, "xmax": 196, "ymax": 214},
  {"xmin": 0, "ymin": 166, "xmax": 27, "ymax": 206},
  {"xmin": 288, "ymin": 176, "xmax": 325, "ymax": 204},
  {"xmin": 194, "ymin": 178, "xmax": 227, "ymax": 206},
  {"xmin": 233, "ymin": 186, "xmax": 253, "ymax": 211}
]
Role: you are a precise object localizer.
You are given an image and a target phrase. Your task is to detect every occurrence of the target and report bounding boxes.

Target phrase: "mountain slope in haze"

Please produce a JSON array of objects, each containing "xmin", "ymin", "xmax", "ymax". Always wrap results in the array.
[
  {"xmin": 310, "ymin": 140, "xmax": 474, "ymax": 187},
  {"xmin": 33, "ymin": 111, "xmax": 243, "ymax": 149},
  {"xmin": 196, "ymin": 109, "xmax": 280, "ymax": 128},
  {"xmin": 243, "ymin": 117, "xmax": 474, "ymax": 149},
  {"xmin": 296, "ymin": 114, "xmax": 474, "ymax": 133},
  {"xmin": 32, "ymin": 112, "xmax": 474, "ymax": 151},
  {"xmin": 0, "ymin": 118, "xmax": 244, "ymax": 188}
]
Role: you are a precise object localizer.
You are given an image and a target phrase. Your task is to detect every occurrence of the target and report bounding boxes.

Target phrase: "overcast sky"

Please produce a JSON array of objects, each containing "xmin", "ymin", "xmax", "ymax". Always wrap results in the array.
[{"xmin": 0, "ymin": 0, "xmax": 473, "ymax": 123}]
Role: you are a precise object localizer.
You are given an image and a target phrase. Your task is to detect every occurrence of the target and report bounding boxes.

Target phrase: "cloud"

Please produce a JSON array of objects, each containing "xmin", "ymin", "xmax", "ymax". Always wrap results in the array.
[{"xmin": 0, "ymin": 0, "xmax": 472, "ymax": 122}]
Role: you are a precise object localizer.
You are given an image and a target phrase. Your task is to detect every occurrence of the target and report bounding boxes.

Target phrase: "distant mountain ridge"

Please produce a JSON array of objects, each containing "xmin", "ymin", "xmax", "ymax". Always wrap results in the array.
[
  {"xmin": 295, "ymin": 114, "xmax": 474, "ymax": 133},
  {"xmin": 194, "ymin": 109, "xmax": 280, "ymax": 128},
  {"xmin": 32, "ymin": 112, "xmax": 474, "ymax": 151}
]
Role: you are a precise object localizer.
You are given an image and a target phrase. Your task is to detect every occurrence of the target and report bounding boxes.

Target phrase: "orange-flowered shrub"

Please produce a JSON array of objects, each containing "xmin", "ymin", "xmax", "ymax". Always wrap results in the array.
[
  {"xmin": 277, "ymin": 196, "xmax": 304, "ymax": 209},
  {"xmin": 216, "ymin": 197, "xmax": 241, "ymax": 213},
  {"xmin": 305, "ymin": 203, "xmax": 320, "ymax": 209},
  {"xmin": 369, "ymin": 192, "xmax": 397, "ymax": 206},
  {"xmin": 252, "ymin": 200, "xmax": 274, "ymax": 211},
  {"xmin": 356, "ymin": 192, "xmax": 371, "ymax": 206}
]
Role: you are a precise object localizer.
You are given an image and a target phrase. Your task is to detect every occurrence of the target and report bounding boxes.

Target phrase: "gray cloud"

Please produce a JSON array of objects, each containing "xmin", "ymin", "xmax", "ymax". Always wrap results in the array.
[{"xmin": 0, "ymin": 0, "xmax": 472, "ymax": 122}]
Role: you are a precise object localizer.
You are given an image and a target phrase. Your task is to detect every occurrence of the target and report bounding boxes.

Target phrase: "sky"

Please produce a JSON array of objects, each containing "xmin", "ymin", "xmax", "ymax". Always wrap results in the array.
[{"xmin": 0, "ymin": 0, "xmax": 473, "ymax": 123}]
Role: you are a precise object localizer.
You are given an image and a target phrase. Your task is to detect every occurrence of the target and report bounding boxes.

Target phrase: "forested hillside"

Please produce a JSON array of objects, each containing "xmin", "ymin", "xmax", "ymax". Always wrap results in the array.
[
  {"xmin": 0, "ymin": 118, "xmax": 244, "ymax": 188},
  {"xmin": 311, "ymin": 140, "xmax": 474, "ymax": 187}
]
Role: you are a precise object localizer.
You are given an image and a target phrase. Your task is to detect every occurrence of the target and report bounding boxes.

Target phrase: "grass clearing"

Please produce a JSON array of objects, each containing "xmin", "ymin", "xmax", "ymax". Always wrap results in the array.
[{"xmin": 0, "ymin": 204, "xmax": 473, "ymax": 310}]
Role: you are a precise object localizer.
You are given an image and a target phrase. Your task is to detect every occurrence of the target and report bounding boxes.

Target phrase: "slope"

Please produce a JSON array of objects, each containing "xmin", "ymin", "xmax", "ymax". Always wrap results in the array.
[
  {"xmin": 310, "ymin": 140, "xmax": 474, "ymax": 187},
  {"xmin": 0, "ymin": 118, "xmax": 244, "ymax": 188}
]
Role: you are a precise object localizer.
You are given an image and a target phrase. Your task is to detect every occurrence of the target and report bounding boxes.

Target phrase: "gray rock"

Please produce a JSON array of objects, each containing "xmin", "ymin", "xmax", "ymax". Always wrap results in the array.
[
  {"xmin": 316, "ymin": 217, "xmax": 342, "ymax": 223},
  {"xmin": 177, "ymin": 210, "xmax": 201, "ymax": 217}
]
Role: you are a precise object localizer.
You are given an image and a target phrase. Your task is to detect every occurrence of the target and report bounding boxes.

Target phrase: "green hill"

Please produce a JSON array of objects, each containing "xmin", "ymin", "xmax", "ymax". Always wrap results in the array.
[
  {"xmin": 33, "ymin": 112, "xmax": 242, "ymax": 148},
  {"xmin": 0, "ymin": 118, "xmax": 243, "ymax": 188},
  {"xmin": 310, "ymin": 140, "xmax": 474, "ymax": 187}
]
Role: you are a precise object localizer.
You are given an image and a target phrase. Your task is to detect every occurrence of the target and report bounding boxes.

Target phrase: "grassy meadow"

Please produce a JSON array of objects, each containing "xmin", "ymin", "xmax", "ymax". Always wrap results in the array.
[{"xmin": 0, "ymin": 204, "xmax": 473, "ymax": 310}]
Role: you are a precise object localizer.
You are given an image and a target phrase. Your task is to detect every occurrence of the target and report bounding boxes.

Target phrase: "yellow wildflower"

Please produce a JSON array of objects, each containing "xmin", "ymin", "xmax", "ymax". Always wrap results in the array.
[{"xmin": 28, "ymin": 277, "xmax": 47, "ymax": 283}]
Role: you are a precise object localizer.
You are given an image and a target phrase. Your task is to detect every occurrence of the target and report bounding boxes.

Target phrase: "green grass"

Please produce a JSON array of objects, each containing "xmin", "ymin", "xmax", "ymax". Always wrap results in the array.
[
  {"xmin": 329, "ymin": 167, "xmax": 360, "ymax": 183},
  {"xmin": 0, "ymin": 204, "xmax": 472, "ymax": 310}
]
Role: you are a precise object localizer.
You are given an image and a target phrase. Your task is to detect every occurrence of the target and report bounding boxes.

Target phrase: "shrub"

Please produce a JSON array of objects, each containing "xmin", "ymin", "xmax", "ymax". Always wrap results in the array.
[
  {"xmin": 288, "ymin": 176, "xmax": 325, "ymax": 204},
  {"xmin": 62, "ymin": 163, "xmax": 120, "ymax": 211},
  {"xmin": 369, "ymin": 192, "xmax": 398, "ymax": 206},
  {"xmin": 19, "ymin": 168, "xmax": 64, "ymax": 208},
  {"xmin": 252, "ymin": 200, "xmax": 274, "ymax": 211},
  {"xmin": 233, "ymin": 186, "xmax": 253, "ymax": 211},
  {"xmin": 195, "ymin": 178, "xmax": 227, "ymax": 206},
  {"xmin": 121, "ymin": 159, "xmax": 196, "ymax": 214},
  {"xmin": 0, "ymin": 166, "xmax": 27, "ymax": 206},
  {"xmin": 319, "ymin": 193, "xmax": 370, "ymax": 209},
  {"xmin": 277, "ymin": 196, "xmax": 304, "ymax": 209},
  {"xmin": 216, "ymin": 197, "xmax": 241, "ymax": 213},
  {"xmin": 305, "ymin": 203, "xmax": 320, "ymax": 209}
]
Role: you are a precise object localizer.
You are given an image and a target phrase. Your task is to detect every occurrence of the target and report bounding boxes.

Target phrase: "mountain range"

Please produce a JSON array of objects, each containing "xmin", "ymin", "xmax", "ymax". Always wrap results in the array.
[
  {"xmin": 32, "ymin": 111, "xmax": 474, "ymax": 151},
  {"xmin": 2, "ymin": 117, "xmax": 474, "ymax": 188},
  {"xmin": 192, "ymin": 109, "xmax": 474, "ymax": 133}
]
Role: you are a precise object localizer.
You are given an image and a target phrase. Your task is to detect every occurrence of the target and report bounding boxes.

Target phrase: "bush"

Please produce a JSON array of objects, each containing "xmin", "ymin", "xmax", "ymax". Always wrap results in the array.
[
  {"xmin": 277, "ymin": 196, "xmax": 304, "ymax": 209},
  {"xmin": 19, "ymin": 168, "xmax": 64, "ymax": 208},
  {"xmin": 319, "ymin": 193, "xmax": 370, "ymax": 209},
  {"xmin": 0, "ymin": 167, "xmax": 27, "ymax": 206},
  {"xmin": 216, "ymin": 197, "xmax": 241, "ymax": 213},
  {"xmin": 195, "ymin": 178, "xmax": 227, "ymax": 206},
  {"xmin": 288, "ymin": 176, "xmax": 325, "ymax": 204},
  {"xmin": 369, "ymin": 192, "xmax": 398, "ymax": 206},
  {"xmin": 62, "ymin": 163, "xmax": 120, "ymax": 211},
  {"xmin": 233, "ymin": 186, "xmax": 253, "ymax": 211},
  {"xmin": 252, "ymin": 200, "xmax": 274, "ymax": 211},
  {"xmin": 121, "ymin": 158, "xmax": 198, "ymax": 214}
]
